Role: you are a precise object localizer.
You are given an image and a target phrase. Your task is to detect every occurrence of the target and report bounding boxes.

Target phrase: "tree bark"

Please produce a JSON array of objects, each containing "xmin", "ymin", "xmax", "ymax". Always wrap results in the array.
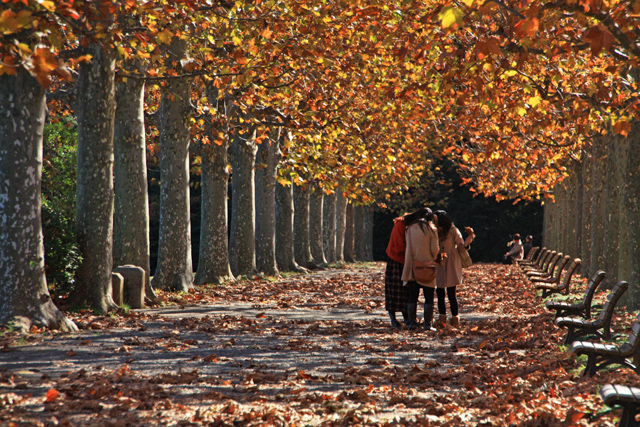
[
  {"xmin": 604, "ymin": 133, "xmax": 620, "ymax": 289},
  {"xmin": 309, "ymin": 183, "xmax": 327, "ymax": 266},
  {"xmin": 74, "ymin": 45, "xmax": 118, "ymax": 312},
  {"xmin": 276, "ymin": 181, "xmax": 302, "ymax": 272},
  {"xmin": 0, "ymin": 71, "xmax": 77, "ymax": 332},
  {"xmin": 363, "ymin": 206, "xmax": 374, "ymax": 261},
  {"xmin": 581, "ymin": 149, "xmax": 593, "ymax": 278},
  {"xmin": 229, "ymin": 126, "xmax": 258, "ymax": 277},
  {"xmin": 194, "ymin": 146, "xmax": 234, "ymax": 285},
  {"xmin": 617, "ymin": 123, "xmax": 640, "ymax": 309},
  {"xmin": 344, "ymin": 202, "xmax": 355, "ymax": 262},
  {"xmin": 113, "ymin": 74, "xmax": 156, "ymax": 303},
  {"xmin": 335, "ymin": 189, "xmax": 348, "ymax": 263},
  {"xmin": 255, "ymin": 128, "xmax": 282, "ymax": 275},
  {"xmin": 590, "ymin": 137, "xmax": 607, "ymax": 275},
  {"xmin": 152, "ymin": 39, "xmax": 194, "ymax": 292},
  {"xmin": 354, "ymin": 205, "xmax": 366, "ymax": 261},
  {"xmin": 293, "ymin": 183, "xmax": 314, "ymax": 268},
  {"xmin": 323, "ymin": 190, "xmax": 337, "ymax": 263}
]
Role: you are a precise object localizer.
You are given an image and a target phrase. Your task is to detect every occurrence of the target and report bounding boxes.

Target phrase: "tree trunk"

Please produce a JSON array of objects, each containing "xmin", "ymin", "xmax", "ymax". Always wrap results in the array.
[
  {"xmin": 194, "ymin": 146, "xmax": 234, "ymax": 285},
  {"xmin": 309, "ymin": 183, "xmax": 327, "ymax": 266},
  {"xmin": 113, "ymin": 75, "xmax": 156, "ymax": 303},
  {"xmin": 152, "ymin": 40, "xmax": 194, "ymax": 292},
  {"xmin": 344, "ymin": 202, "xmax": 355, "ymax": 262},
  {"xmin": 335, "ymin": 189, "xmax": 348, "ymax": 262},
  {"xmin": 255, "ymin": 128, "xmax": 282, "ymax": 275},
  {"xmin": 604, "ymin": 134, "xmax": 620, "ymax": 289},
  {"xmin": 0, "ymin": 71, "xmax": 77, "ymax": 332},
  {"xmin": 354, "ymin": 205, "xmax": 366, "ymax": 261},
  {"xmin": 590, "ymin": 137, "xmax": 607, "ymax": 275},
  {"xmin": 573, "ymin": 159, "xmax": 584, "ymax": 264},
  {"xmin": 323, "ymin": 191, "xmax": 337, "ymax": 263},
  {"xmin": 74, "ymin": 45, "xmax": 117, "ymax": 313},
  {"xmin": 617, "ymin": 123, "xmax": 640, "ymax": 309},
  {"xmin": 581, "ymin": 149, "xmax": 593, "ymax": 278},
  {"xmin": 276, "ymin": 181, "xmax": 302, "ymax": 272},
  {"xmin": 293, "ymin": 183, "xmax": 314, "ymax": 268},
  {"xmin": 363, "ymin": 207, "xmax": 374, "ymax": 261},
  {"xmin": 229, "ymin": 127, "xmax": 258, "ymax": 277}
]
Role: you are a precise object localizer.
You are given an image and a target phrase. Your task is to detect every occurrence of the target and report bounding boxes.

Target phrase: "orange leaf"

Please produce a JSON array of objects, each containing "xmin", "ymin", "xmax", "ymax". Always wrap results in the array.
[{"xmin": 45, "ymin": 389, "xmax": 59, "ymax": 402}]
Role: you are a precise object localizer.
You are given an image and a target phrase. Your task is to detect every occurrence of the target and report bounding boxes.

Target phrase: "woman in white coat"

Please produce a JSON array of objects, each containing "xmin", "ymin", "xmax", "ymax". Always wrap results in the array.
[{"xmin": 401, "ymin": 208, "xmax": 440, "ymax": 331}]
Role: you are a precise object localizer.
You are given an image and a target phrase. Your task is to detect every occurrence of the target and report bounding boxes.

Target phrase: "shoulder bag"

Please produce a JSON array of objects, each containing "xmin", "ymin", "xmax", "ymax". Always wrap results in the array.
[
  {"xmin": 457, "ymin": 244, "xmax": 473, "ymax": 268},
  {"xmin": 407, "ymin": 225, "xmax": 438, "ymax": 282}
]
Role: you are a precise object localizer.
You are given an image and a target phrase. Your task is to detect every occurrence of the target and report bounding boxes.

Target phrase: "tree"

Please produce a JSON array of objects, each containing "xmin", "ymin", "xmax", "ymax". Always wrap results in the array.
[{"xmin": 0, "ymin": 71, "xmax": 77, "ymax": 332}]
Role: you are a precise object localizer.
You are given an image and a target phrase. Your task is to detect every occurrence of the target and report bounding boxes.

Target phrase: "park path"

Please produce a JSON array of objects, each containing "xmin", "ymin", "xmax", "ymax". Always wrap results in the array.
[{"xmin": 0, "ymin": 262, "xmax": 616, "ymax": 426}]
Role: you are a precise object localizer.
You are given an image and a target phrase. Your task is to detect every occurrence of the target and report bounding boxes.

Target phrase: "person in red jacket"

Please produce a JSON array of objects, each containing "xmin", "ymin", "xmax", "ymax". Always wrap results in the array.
[{"xmin": 385, "ymin": 207, "xmax": 431, "ymax": 328}]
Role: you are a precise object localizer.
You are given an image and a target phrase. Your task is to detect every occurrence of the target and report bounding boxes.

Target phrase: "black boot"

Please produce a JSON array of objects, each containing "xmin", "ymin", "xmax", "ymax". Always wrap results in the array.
[
  {"xmin": 406, "ymin": 303, "xmax": 418, "ymax": 330},
  {"xmin": 388, "ymin": 311, "xmax": 400, "ymax": 328},
  {"xmin": 401, "ymin": 310, "xmax": 410, "ymax": 326},
  {"xmin": 423, "ymin": 304, "xmax": 436, "ymax": 332}
]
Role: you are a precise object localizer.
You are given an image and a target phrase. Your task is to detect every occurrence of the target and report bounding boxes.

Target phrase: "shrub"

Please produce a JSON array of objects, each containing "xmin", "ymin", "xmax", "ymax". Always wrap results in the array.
[{"xmin": 42, "ymin": 118, "xmax": 81, "ymax": 296}]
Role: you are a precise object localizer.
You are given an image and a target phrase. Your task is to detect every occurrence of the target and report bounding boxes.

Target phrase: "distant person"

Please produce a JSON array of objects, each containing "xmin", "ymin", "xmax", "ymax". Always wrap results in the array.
[
  {"xmin": 523, "ymin": 235, "xmax": 533, "ymax": 259},
  {"xmin": 434, "ymin": 210, "xmax": 474, "ymax": 328},
  {"xmin": 503, "ymin": 233, "xmax": 524, "ymax": 264},
  {"xmin": 402, "ymin": 208, "xmax": 440, "ymax": 331},
  {"xmin": 384, "ymin": 208, "xmax": 432, "ymax": 328}
]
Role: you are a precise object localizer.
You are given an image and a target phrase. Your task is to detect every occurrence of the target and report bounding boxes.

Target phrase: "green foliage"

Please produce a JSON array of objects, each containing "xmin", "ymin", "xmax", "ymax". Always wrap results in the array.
[{"xmin": 42, "ymin": 118, "xmax": 81, "ymax": 296}]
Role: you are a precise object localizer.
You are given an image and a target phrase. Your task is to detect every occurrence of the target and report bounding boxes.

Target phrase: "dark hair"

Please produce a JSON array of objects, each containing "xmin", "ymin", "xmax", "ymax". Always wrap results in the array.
[
  {"xmin": 403, "ymin": 207, "xmax": 434, "ymax": 232},
  {"xmin": 526, "ymin": 235, "xmax": 533, "ymax": 242},
  {"xmin": 434, "ymin": 210, "xmax": 452, "ymax": 237},
  {"xmin": 513, "ymin": 233, "xmax": 521, "ymax": 240}
]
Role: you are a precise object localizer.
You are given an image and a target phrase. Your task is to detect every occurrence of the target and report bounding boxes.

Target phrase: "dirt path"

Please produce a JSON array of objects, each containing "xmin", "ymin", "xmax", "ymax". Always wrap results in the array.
[{"xmin": 0, "ymin": 263, "xmax": 619, "ymax": 426}]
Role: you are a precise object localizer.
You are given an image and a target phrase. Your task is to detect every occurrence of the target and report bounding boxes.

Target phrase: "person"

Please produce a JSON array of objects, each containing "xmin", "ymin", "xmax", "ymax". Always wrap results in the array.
[
  {"xmin": 503, "ymin": 233, "xmax": 524, "ymax": 264},
  {"xmin": 401, "ymin": 208, "xmax": 440, "ymax": 331},
  {"xmin": 523, "ymin": 235, "xmax": 533, "ymax": 259},
  {"xmin": 384, "ymin": 208, "xmax": 431, "ymax": 328},
  {"xmin": 434, "ymin": 210, "xmax": 474, "ymax": 328}
]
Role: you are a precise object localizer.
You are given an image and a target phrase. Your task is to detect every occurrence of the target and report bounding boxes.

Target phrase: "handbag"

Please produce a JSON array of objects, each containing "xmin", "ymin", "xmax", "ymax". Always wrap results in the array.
[
  {"xmin": 457, "ymin": 244, "xmax": 473, "ymax": 268},
  {"xmin": 407, "ymin": 225, "xmax": 439, "ymax": 282}
]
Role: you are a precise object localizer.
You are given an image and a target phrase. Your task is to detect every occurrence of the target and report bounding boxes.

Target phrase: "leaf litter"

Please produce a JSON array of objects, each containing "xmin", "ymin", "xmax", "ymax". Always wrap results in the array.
[{"xmin": 0, "ymin": 262, "xmax": 633, "ymax": 426}]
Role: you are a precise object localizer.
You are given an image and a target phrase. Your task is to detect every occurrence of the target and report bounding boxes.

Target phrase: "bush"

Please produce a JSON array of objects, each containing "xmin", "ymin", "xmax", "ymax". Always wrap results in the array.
[{"xmin": 42, "ymin": 119, "xmax": 81, "ymax": 296}]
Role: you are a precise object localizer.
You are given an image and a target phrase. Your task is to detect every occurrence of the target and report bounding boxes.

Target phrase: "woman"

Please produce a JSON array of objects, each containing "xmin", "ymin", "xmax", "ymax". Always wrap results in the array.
[
  {"xmin": 401, "ymin": 208, "xmax": 440, "ymax": 331},
  {"xmin": 384, "ymin": 208, "xmax": 431, "ymax": 328},
  {"xmin": 434, "ymin": 210, "xmax": 474, "ymax": 328}
]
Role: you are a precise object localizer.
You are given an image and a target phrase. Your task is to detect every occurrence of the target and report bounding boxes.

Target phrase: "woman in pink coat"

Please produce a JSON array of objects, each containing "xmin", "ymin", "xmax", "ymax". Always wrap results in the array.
[{"xmin": 434, "ymin": 210, "xmax": 474, "ymax": 328}]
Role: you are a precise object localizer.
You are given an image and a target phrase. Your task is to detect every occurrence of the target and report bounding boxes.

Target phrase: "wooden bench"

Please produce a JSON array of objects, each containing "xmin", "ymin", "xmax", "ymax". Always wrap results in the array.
[
  {"xmin": 555, "ymin": 281, "xmax": 629, "ymax": 344},
  {"xmin": 517, "ymin": 246, "xmax": 539, "ymax": 266},
  {"xmin": 534, "ymin": 256, "xmax": 579, "ymax": 298},
  {"xmin": 600, "ymin": 384, "xmax": 640, "ymax": 426},
  {"xmin": 526, "ymin": 251, "xmax": 562, "ymax": 279},
  {"xmin": 520, "ymin": 248, "xmax": 550, "ymax": 272},
  {"xmin": 520, "ymin": 247, "xmax": 547, "ymax": 270},
  {"xmin": 573, "ymin": 313, "xmax": 640, "ymax": 377},
  {"xmin": 546, "ymin": 270, "xmax": 606, "ymax": 319}
]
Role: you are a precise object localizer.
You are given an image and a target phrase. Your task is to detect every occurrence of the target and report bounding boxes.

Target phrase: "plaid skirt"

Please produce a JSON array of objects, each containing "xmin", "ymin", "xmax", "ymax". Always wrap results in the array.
[{"xmin": 385, "ymin": 259, "xmax": 408, "ymax": 312}]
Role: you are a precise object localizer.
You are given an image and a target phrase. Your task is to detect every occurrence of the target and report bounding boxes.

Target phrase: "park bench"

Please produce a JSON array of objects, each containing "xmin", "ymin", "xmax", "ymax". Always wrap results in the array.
[
  {"xmin": 521, "ymin": 249, "xmax": 552, "ymax": 273},
  {"xmin": 519, "ymin": 247, "xmax": 548, "ymax": 270},
  {"xmin": 546, "ymin": 270, "xmax": 606, "ymax": 320},
  {"xmin": 534, "ymin": 256, "xmax": 578, "ymax": 298},
  {"xmin": 599, "ymin": 384, "xmax": 640, "ymax": 426},
  {"xmin": 572, "ymin": 313, "xmax": 640, "ymax": 377},
  {"xmin": 517, "ymin": 246, "xmax": 539, "ymax": 266},
  {"xmin": 555, "ymin": 281, "xmax": 629, "ymax": 344},
  {"xmin": 526, "ymin": 251, "xmax": 562, "ymax": 279}
]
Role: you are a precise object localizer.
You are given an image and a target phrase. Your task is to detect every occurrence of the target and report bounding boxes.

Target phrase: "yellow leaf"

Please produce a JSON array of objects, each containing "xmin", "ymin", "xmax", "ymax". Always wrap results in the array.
[
  {"xmin": 39, "ymin": 1, "xmax": 56, "ymax": 12},
  {"xmin": 528, "ymin": 96, "xmax": 541, "ymax": 107},
  {"xmin": 439, "ymin": 7, "xmax": 462, "ymax": 29},
  {"xmin": 232, "ymin": 36, "xmax": 242, "ymax": 46},
  {"xmin": 462, "ymin": 0, "xmax": 475, "ymax": 7},
  {"xmin": 157, "ymin": 29, "xmax": 173, "ymax": 45}
]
